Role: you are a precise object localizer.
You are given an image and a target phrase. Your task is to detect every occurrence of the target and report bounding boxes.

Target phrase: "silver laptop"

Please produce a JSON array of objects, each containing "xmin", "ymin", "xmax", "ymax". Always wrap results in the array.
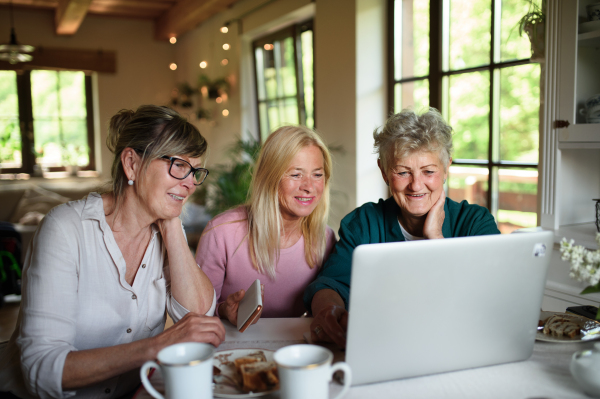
[{"xmin": 345, "ymin": 230, "xmax": 553, "ymax": 385}]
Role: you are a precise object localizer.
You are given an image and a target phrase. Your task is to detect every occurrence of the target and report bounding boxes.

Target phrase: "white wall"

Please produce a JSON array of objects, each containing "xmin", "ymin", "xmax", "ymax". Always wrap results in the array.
[
  {"xmin": 173, "ymin": 0, "xmax": 388, "ymax": 231},
  {"xmin": 1, "ymin": 0, "xmax": 389, "ymax": 231},
  {"xmin": 356, "ymin": 0, "xmax": 388, "ymax": 207},
  {"xmin": 0, "ymin": 8, "xmax": 176, "ymax": 178}
]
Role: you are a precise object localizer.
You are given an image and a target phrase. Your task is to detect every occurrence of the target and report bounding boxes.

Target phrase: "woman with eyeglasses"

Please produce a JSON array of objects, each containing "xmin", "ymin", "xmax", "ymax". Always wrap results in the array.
[
  {"xmin": 196, "ymin": 125, "xmax": 336, "ymax": 326},
  {"xmin": 0, "ymin": 105, "xmax": 225, "ymax": 399}
]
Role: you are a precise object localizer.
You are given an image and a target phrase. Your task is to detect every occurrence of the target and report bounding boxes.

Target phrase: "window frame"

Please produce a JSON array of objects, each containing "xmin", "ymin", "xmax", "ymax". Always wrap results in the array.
[
  {"xmin": 252, "ymin": 19, "xmax": 315, "ymax": 141},
  {"xmin": 0, "ymin": 68, "xmax": 95, "ymax": 175},
  {"xmin": 388, "ymin": 0, "xmax": 539, "ymax": 215},
  {"xmin": 387, "ymin": 0, "xmax": 539, "ymax": 219}
]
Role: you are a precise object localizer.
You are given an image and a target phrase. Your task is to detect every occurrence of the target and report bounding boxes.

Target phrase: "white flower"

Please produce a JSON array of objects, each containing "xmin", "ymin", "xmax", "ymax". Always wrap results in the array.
[{"xmin": 560, "ymin": 235, "xmax": 600, "ymax": 287}]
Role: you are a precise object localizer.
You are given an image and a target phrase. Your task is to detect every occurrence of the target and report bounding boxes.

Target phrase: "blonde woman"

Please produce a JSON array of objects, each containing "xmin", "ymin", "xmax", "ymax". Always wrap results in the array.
[
  {"xmin": 0, "ymin": 105, "xmax": 224, "ymax": 399},
  {"xmin": 197, "ymin": 126, "xmax": 336, "ymax": 324}
]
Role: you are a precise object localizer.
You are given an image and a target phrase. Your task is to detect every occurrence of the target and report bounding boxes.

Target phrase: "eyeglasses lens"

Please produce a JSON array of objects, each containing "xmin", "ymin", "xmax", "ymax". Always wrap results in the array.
[
  {"xmin": 194, "ymin": 170, "xmax": 208, "ymax": 184},
  {"xmin": 170, "ymin": 159, "xmax": 206, "ymax": 185}
]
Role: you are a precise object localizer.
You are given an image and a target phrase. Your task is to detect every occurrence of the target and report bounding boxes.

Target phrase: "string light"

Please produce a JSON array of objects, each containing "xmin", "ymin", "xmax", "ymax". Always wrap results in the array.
[
  {"xmin": 169, "ymin": 37, "xmax": 177, "ymax": 44},
  {"xmin": 216, "ymin": 97, "xmax": 223, "ymax": 104},
  {"xmin": 222, "ymin": 109, "xmax": 229, "ymax": 117},
  {"xmin": 199, "ymin": 61, "xmax": 207, "ymax": 68},
  {"xmin": 264, "ymin": 44, "xmax": 274, "ymax": 50},
  {"xmin": 221, "ymin": 59, "xmax": 229, "ymax": 66},
  {"xmin": 223, "ymin": 43, "xmax": 230, "ymax": 50},
  {"xmin": 169, "ymin": 63, "xmax": 177, "ymax": 70},
  {"xmin": 220, "ymin": 26, "xmax": 228, "ymax": 33}
]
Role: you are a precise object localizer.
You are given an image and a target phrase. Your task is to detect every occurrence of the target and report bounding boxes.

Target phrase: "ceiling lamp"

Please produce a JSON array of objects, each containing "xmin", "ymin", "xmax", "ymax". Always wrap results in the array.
[{"xmin": 0, "ymin": 1, "xmax": 34, "ymax": 64}]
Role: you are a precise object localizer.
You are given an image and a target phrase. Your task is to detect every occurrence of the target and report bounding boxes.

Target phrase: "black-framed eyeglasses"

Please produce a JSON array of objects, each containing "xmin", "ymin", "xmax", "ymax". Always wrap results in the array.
[{"xmin": 161, "ymin": 156, "xmax": 209, "ymax": 186}]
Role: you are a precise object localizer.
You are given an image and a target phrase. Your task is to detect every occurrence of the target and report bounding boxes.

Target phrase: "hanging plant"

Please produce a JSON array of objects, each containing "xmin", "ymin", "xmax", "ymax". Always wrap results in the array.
[{"xmin": 170, "ymin": 75, "xmax": 231, "ymax": 120}]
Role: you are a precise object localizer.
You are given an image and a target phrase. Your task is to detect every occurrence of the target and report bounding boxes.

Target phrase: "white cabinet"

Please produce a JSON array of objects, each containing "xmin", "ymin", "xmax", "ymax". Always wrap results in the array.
[
  {"xmin": 541, "ymin": 0, "xmax": 600, "ymax": 249},
  {"xmin": 540, "ymin": 0, "xmax": 600, "ymax": 311}
]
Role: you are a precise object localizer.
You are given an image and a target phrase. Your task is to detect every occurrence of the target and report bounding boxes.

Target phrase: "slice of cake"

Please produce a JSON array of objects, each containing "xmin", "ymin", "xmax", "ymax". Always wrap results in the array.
[{"xmin": 239, "ymin": 361, "xmax": 279, "ymax": 393}]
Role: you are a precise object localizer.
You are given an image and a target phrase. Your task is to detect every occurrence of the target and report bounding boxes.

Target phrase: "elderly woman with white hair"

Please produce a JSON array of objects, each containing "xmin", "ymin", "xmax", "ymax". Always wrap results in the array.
[
  {"xmin": 304, "ymin": 108, "xmax": 500, "ymax": 348},
  {"xmin": 197, "ymin": 125, "xmax": 336, "ymax": 325}
]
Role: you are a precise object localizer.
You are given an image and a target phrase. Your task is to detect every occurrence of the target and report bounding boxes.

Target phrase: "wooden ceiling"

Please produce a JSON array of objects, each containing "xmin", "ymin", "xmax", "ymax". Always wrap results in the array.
[{"xmin": 0, "ymin": 0, "xmax": 242, "ymax": 41}]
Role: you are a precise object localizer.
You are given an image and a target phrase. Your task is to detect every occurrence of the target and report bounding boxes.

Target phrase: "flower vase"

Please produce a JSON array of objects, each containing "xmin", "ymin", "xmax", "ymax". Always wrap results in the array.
[{"xmin": 66, "ymin": 165, "xmax": 79, "ymax": 177}]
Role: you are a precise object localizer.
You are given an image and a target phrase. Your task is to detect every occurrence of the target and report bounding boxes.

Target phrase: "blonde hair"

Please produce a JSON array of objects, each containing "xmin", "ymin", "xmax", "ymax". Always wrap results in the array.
[
  {"xmin": 373, "ymin": 107, "xmax": 453, "ymax": 174},
  {"xmin": 105, "ymin": 105, "xmax": 207, "ymax": 212},
  {"xmin": 247, "ymin": 125, "xmax": 332, "ymax": 279}
]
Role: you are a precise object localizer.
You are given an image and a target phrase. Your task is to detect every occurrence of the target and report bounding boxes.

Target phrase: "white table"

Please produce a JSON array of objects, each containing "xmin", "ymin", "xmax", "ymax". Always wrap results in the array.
[{"xmin": 134, "ymin": 318, "xmax": 594, "ymax": 399}]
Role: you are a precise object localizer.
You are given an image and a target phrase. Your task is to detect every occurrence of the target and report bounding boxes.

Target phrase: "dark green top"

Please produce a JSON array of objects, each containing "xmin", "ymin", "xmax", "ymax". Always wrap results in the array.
[{"xmin": 303, "ymin": 197, "xmax": 500, "ymax": 312}]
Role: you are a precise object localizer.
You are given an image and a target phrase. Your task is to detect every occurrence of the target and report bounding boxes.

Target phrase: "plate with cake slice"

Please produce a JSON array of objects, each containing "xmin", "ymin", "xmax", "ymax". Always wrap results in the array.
[
  {"xmin": 537, "ymin": 311, "xmax": 600, "ymax": 343},
  {"xmin": 213, "ymin": 349, "xmax": 278, "ymax": 398}
]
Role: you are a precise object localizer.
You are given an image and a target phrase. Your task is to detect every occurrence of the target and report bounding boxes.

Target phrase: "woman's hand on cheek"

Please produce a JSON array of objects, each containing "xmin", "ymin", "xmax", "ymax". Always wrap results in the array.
[{"xmin": 423, "ymin": 188, "xmax": 446, "ymax": 239}]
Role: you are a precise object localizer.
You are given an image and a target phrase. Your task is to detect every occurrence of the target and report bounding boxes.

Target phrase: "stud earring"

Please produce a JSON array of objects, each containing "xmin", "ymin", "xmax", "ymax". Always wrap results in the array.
[{"xmin": 128, "ymin": 179, "xmax": 134, "ymax": 186}]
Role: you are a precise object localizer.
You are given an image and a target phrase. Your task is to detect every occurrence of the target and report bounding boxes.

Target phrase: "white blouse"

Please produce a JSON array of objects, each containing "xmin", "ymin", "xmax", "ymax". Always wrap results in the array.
[{"xmin": 0, "ymin": 193, "xmax": 215, "ymax": 398}]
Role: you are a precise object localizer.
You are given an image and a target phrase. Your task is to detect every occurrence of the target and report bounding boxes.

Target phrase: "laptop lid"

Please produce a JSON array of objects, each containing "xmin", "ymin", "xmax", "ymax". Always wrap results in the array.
[{"xmin": 345, "ymin": 230, "xmax": 553, "ymax": 386}]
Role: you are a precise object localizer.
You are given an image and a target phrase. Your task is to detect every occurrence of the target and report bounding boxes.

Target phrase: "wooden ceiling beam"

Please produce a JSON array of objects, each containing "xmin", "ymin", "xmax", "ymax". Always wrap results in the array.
[
  {"xmin": 0, "ymin": 0, "xmax": 56, "ymax": 9},
  {"xmin": 55, "ymin": 0, "xmax": 93, "ymax": 35},
  {"xmin": 154, "ymin": 0, "xmax": 240, "ymax": 41}
]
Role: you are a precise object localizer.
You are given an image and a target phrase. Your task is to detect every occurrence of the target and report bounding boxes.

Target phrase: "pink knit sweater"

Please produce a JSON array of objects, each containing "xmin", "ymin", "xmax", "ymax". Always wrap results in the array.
[{"xmin": 196, "ymin": 207, "xmax": 336, "ymax": 318}]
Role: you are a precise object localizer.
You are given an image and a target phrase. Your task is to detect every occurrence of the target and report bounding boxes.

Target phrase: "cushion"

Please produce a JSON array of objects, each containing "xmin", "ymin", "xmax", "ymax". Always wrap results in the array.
[
  {"xmin": 0, "ymin": 183, "xmax": 34, "ymax": 222},
  {"xmin": 18, "ymin": 211, "xmax": 46, "ymax": 225},
  {"xmin": 9, "ymin": 186, "xmax": 71, "ymax": 224}
]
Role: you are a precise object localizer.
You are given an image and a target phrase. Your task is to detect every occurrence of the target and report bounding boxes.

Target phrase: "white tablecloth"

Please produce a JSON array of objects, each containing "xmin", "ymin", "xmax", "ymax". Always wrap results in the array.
[{"xmin": 134, "ymin": 318, "xmax": 594, "ymax": 399}]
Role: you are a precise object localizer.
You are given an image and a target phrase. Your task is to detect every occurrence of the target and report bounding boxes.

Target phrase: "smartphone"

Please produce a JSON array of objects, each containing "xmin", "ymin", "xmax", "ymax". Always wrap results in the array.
[
  {"xmin": 237, "ymin": 279, "xmax": 262, "ymax": 332},
  {"xmin": 566, "ymin": 305, "xmax": 599, "ymax": 320}
]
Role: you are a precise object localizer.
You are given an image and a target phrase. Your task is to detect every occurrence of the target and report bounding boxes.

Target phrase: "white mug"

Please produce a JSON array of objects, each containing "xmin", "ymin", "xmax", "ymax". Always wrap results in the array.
[
  {"xmin": 140, "ymin": 342, "xmax": 214, "ymax": 399},
  {"xmin": 274, "ymin": 344, "xmax": 352, "ymax": 399}
]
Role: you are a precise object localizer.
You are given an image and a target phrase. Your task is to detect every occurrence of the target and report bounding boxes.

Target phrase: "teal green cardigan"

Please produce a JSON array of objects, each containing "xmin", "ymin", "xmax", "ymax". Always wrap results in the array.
[{"xmin": 303, "ymin": 197, "xmax": 501, "ymax": 312}]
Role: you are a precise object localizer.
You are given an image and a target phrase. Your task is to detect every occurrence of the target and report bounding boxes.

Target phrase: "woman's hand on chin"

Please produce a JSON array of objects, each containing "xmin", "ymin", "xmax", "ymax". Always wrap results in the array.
[
  {"xmin": 152, "ymin": 312, "xmax": 226, "ymax": 352},
  {"xmin": 423, "ymin": 189, "xmax": 446, "ymax": 239},
  {"xmin": 157, "ymin": 217, "xmax": 183, "ymax": 237}
]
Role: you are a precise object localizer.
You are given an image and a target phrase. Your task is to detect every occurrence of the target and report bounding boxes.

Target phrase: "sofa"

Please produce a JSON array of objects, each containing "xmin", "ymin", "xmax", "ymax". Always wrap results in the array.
[
  {"xmin": 0, "ymin": 180, "xmax": 104, "ymax": 264},
  {"xmin": 0, "ymin": 179, "xmax": 212, "ymax": 264}
]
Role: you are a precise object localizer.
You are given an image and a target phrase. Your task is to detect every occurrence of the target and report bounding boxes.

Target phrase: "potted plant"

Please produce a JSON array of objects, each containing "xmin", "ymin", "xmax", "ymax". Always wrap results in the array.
[
  {"xmin": 517, "ymin": 0, "xmax": 545, "ymax": 62},
  {"xmin": 62, "ymin": 144, "xmax": 88, "ymax": 176},
  {"xmin": 194, "ymin": 136, "xmax": 261, "ymax": 217}
]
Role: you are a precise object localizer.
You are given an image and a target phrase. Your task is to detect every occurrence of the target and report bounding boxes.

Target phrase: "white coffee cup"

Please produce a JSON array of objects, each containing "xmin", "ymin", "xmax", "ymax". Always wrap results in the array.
[
  {"xmin": 274, "ymin": 344, "xmax": 352, "ymax": 399},
  {"xmin": 140, "ymin": 342, "xmax": 214, "ymax": 399}
]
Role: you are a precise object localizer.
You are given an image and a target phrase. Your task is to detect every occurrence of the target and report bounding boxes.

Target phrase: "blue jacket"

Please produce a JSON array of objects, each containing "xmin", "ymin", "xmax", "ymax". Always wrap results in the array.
[{"xmin": 303, "ymin": 196, "xmax": 501, "ymax": 312}]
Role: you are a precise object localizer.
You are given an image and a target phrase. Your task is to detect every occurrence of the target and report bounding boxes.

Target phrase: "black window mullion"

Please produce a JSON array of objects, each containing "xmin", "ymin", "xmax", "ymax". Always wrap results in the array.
[
  {"xmin": 387, "ymin": 0, "xmax": 395, "ymax": 114},
  {"xmin": 84, "ymin": 74, "xmax": 95, "ymax": 171},
  {"xmin": 487, "ymin": 0, "xmax": 496, "ymax": 212},
  {"xmin": 16, "ymin": 71, "xmax": 34, "ymax": 175},
  {"xmin": 429, "ymin": 0, "xmax": 443, "ymax": 111},
  {"xmin": 293, "ymin": 23, "xmax": 305, "ymax": 126}
]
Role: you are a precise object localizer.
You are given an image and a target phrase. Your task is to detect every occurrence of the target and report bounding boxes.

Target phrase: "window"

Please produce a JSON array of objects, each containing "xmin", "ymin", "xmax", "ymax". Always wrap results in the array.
[
  {"xmin": 391, "ymin": 0, "xmax": 540, "ymax": 233},
  {"xmin": 253, "ymin": 20, "xmax": 314, "ymax": 140},
  {"xmin": 0, "ymin": 69, "xmax": 94, "ymax": 176}
]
